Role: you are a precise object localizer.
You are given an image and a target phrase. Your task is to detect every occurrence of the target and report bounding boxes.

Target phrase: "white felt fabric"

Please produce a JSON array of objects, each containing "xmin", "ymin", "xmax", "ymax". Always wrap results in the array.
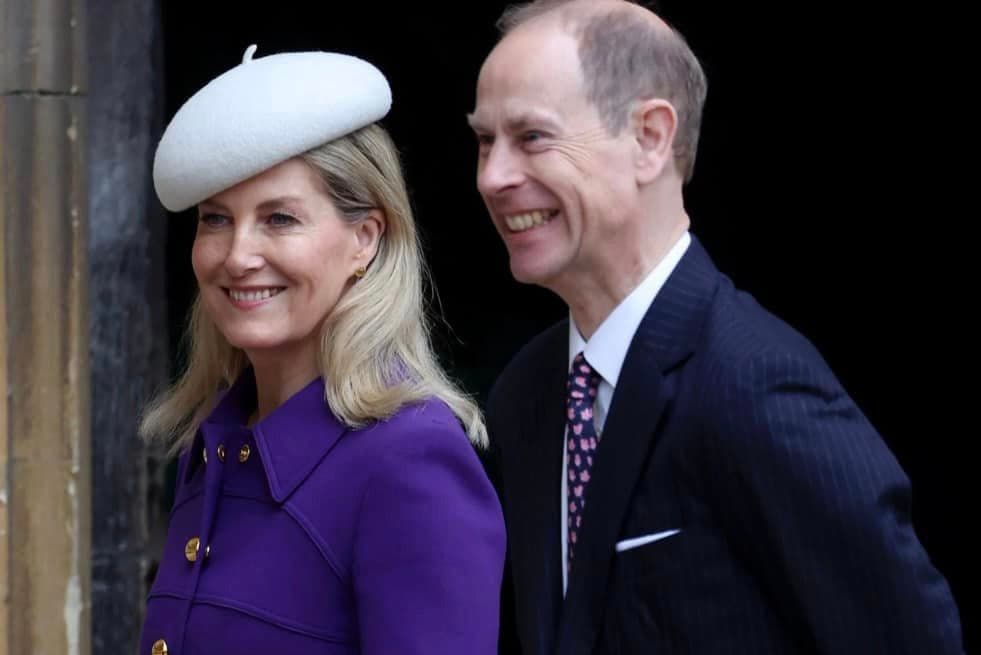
[{"xmin": 153, "ymin": 47, "xmax": 391, "ymax": 212}]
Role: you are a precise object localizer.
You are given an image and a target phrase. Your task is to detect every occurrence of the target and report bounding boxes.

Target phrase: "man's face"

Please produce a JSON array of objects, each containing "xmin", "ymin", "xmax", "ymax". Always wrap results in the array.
[{"xmin": 469, "ymin": 22, "xmax": 640, "ymax": 288}]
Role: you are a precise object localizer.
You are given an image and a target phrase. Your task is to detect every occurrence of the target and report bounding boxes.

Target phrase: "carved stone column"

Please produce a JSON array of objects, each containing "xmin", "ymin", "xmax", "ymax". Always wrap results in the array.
[{"xmin": 0, "ymin": 1, "xmax": 91, "ymax": 654}]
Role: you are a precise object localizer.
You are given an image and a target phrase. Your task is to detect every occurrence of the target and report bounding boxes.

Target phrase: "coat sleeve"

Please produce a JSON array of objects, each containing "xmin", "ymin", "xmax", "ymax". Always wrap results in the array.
[
  {"xmin": 351, "ymin": 416, "xmax": 506, "ymax": 655},
  {"xmin": 706, "ymin": 348, "xmax": 963, "ymax": 654}
]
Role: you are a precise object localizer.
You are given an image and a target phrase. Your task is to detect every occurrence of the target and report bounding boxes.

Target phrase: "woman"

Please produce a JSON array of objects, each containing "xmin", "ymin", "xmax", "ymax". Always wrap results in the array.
[{"xmin": 139, "ymin": 46, "xmax": 504, "ymax": 655}]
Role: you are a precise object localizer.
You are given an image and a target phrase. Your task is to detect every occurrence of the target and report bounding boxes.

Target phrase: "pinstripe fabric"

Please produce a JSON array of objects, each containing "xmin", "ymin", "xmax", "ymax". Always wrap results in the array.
[{"xmin": 488, "ymin": 236, "xmax": 963, "ymax": 655}]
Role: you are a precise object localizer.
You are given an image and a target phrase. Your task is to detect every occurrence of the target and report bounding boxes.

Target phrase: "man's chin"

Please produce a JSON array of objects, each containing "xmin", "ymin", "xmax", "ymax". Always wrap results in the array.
[{"xmin": 509, "ymin": 260, "xmax": 557, "ymax": 287}]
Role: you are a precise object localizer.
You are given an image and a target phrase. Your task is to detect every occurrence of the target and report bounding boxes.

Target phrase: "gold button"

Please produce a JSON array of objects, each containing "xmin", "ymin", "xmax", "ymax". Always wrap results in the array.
[
  {"xmin": 185, "ymin": 536, "xmax": 200, "ymax": 562},
  {"xmin": 202, "ymin": 447, "xmax": 208, "ymax": 464},
  {"xmin": 238, "ymin": 444, "xmax": 251, "ymax": 463},
  {"xmin": 151, "ymin": 638, "xmax": 168, "ymax": 654},
  {"xmin": 217, "ymin": 444, "xmax": 226, "ymax": 462}
]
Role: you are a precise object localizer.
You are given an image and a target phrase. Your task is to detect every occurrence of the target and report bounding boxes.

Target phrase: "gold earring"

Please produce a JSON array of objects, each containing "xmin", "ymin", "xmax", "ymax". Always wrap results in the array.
[{"xmin": 354, "ymin": 266, "xmax": 367, "ymax": 279}]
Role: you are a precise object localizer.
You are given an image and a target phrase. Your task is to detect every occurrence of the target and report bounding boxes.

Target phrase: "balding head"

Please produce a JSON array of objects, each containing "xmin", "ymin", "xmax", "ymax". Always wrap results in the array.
[
  {"xmin": 492, "ymin": 0, "xmax": 707, "ymax": 182},
  {"xmin": 497, "ymin": 0, "xmax": 667, "ymax": 35}
]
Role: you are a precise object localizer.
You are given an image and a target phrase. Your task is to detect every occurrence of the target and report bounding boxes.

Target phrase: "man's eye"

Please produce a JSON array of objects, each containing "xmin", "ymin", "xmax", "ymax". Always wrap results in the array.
[{"xmin": 268, "ymin": 212, "xmax": 298, "ymax": 227}]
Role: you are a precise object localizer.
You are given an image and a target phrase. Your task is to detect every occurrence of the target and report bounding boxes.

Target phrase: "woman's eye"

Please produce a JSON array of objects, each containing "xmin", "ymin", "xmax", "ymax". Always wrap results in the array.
[{"xmin": 199, "ymin": 213, "xmax": 228, "ymax": 227}]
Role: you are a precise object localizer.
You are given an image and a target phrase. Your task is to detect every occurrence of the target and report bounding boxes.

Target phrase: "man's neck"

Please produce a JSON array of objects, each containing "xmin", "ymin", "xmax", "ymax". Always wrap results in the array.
[{"xmin": 558, "ymin": 215, "xmax": 689, "ymax": 339}]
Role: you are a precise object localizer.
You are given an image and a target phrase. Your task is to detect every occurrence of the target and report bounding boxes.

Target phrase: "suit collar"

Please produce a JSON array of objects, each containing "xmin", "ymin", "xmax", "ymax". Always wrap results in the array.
[
  {"xmin": 568, "ymin": 230, "xmax": 693, "ymax": 387},
  {"xmin": 632, "ymin": 234, "xmax": 719, "ymax": 373},
  {"xmin": 556, "ymin": 235, "xmax": 720, "ymax": 654},
  {"xmin": 187, "ymin": 368, "xmax": 349, "ymax": 502}
]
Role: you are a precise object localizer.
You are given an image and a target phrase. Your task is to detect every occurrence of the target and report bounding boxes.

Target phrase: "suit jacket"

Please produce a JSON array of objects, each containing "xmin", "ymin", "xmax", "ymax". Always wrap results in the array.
[
  {"xmin": 488, "ymin": 237, "xmax": 962, "ymax": 654},
  {"xmin": 141, "ymin": 370, "xmax": 505, "ymax": 655}
]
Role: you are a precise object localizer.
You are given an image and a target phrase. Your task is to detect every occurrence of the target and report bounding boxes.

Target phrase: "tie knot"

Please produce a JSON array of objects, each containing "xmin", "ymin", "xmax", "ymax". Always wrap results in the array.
[{"xmin": 568, "ymin": 352, "xmax": 601, "ymax": 398}]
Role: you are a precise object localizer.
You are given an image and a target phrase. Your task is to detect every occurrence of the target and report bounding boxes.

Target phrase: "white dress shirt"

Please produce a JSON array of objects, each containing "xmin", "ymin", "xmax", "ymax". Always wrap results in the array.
[{"xmin": 561, "ymin": 231, "xmax": 691, "ymax": 593}]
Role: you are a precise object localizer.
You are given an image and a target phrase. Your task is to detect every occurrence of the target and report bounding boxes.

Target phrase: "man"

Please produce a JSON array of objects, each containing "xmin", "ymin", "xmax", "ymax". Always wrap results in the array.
[{"xmin": 469, "ymin": 1, "xmax": 963, "ymax": 653}]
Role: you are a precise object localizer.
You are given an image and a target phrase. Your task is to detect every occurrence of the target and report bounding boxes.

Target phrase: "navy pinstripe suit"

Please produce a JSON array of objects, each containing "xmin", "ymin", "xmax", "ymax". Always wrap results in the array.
[{"xmin": 488, "ymin": 236, "xmax": 962, "ymax": 654}]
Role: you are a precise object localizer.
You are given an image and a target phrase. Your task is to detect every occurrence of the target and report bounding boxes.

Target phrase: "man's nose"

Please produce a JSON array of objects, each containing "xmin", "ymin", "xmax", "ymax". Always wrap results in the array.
[{"xmin": 477, "ymin": 141, "xmax": 526, "ymax": 197}]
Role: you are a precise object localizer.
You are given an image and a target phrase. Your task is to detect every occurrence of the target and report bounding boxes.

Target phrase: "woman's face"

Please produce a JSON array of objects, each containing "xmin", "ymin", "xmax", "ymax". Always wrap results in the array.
[{"xmin": 192, "ymin": 158, "xmax": 382, "ymax": 367}]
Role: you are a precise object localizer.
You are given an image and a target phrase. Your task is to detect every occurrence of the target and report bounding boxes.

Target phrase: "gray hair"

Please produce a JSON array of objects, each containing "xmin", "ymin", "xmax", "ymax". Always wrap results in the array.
[{"xmin": 498, "ymin": 0, "xmax": 707, "ymax": 182}]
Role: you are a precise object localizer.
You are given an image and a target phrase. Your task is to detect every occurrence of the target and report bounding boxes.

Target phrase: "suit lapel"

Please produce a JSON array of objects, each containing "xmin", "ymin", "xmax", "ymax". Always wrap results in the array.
[
  {"xmin": 510, "ymin": 323, "xmax": 569, "ymax": 655},
  {"xmin": 555, "ymin": 237, "xmax": 720, "ymax": 654}
]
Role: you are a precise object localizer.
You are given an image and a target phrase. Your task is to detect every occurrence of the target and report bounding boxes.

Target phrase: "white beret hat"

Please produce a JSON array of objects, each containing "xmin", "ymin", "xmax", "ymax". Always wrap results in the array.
[{"xmin": 153, "ymin": 45, "xmax": 392, "ymax": 212}]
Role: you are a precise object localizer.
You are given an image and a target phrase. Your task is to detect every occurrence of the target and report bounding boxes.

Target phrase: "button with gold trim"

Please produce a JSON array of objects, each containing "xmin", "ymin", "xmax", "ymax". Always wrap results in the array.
[
  {"xmin": 185, "ymin": 536, "xmax": 201, "ymax": 562},
  {"xmin": 217, "ymin": 444, "xmax": 226, "ymax": 462},
  {"xmin": 238, "ymin": 444, "xmax": 251, "ymax": 463},
  {"xmin": 151, "ymin": 638, "xmax": 168, "ymax": 654}
]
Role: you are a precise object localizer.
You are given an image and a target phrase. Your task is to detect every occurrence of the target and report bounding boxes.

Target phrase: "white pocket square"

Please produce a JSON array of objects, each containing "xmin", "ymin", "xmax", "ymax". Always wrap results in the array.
[{"xmin": 615, "ymin": 529, "xmax": 681, "ymax": 553}]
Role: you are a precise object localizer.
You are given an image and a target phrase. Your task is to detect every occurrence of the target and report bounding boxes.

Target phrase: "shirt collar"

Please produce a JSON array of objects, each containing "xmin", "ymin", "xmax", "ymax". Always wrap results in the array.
[{"xmin": 568, "ymin": 231, "xmax": 691, "ymax": 384}]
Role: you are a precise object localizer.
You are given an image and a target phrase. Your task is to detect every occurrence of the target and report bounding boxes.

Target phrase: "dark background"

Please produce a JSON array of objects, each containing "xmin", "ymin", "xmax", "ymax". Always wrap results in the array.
[{"xmin": 160, "ymin": 0, "xmax": 972, "ymax": 648}]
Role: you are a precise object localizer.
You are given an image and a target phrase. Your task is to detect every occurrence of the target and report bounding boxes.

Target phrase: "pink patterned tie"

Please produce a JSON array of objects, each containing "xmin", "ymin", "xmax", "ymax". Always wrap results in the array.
[{"xmin": 566, "ymin": 351, "xmax": 601, "ymax": 571}]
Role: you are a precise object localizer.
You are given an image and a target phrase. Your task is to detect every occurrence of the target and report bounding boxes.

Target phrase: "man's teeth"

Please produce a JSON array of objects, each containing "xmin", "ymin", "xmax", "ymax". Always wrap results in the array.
[
  {"xmin": 229, "ymin": 288, "xmax": 283, "ymax": 302},
  {"xmin": 505, "ymin": 210, "xmax": 554, "ymax": 232}
]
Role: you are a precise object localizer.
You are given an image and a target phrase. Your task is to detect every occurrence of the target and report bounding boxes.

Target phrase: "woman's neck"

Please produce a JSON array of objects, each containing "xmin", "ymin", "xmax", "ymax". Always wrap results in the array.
[{"xmin": 246, "ymin": 350, "xmax": 320, "ymax": 424}]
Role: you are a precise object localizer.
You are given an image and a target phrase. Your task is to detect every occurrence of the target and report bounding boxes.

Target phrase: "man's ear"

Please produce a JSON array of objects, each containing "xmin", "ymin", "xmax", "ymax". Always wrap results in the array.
[{"xmin": 632, "ymin": 98, "xmax": 678, "ymax": 184}]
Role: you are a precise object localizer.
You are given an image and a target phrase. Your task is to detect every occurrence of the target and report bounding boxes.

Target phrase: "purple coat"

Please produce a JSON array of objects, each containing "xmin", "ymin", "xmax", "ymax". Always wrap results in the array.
[{"xmin": 140, "ymin": 372, "xmax": 505, "ymax": 654}]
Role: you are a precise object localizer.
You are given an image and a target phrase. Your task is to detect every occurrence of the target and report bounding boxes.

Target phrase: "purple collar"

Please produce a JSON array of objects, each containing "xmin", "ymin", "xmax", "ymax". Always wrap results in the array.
[{"xmin": 187, "ymin": 369, "xmax": 350, "ymax": 502}]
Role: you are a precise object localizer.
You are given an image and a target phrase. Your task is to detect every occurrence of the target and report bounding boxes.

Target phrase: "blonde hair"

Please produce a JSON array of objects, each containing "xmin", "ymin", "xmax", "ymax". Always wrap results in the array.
[{"xmin": 141, "ymin": 124, "xmax": 487, "ymax": 451}]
